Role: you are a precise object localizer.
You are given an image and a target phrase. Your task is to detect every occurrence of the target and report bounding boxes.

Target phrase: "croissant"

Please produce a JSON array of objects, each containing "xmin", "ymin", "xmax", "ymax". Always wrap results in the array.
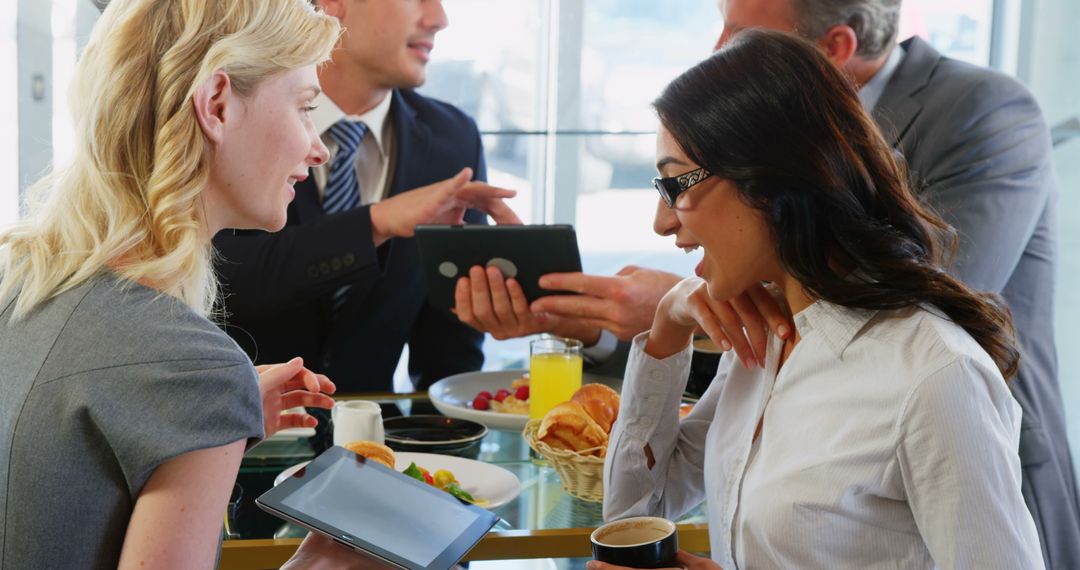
[
  {"xmin": 343, "ymin": 440, "xmax": 396, "ymax": 469},
  {"xmin": 571, "ymin": 383, "xmax": 620, "ymax": 433},
  {"xmin": 538, "ymin": 401, "xmax": 609, "ymax": 456}
]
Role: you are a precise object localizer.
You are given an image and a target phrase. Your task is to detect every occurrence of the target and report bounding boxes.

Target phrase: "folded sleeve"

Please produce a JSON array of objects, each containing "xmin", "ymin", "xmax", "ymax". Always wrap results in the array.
[
  {"xmin": 603, "ymin": 332, "xmax": 727, "ymax": 522},
  {"xmin": 896, "ymin": 356, "xmax": 1044, "ymax": 569}
]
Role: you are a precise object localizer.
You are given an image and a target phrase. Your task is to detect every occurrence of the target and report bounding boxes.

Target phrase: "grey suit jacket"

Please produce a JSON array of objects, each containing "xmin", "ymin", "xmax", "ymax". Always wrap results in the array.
[{"xmin": 874, "ymin": 36, "xmax": 1078, "ymax": 568}]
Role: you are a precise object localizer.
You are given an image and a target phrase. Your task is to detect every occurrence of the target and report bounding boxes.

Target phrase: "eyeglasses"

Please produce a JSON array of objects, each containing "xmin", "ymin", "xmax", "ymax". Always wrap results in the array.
[{"xmin": 653, "ymin": 167, "xmax": 712, "ymax": 207}]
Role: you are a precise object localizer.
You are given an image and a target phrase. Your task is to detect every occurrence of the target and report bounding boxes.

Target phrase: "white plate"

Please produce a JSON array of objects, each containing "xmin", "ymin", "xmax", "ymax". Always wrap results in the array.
[
  {"xmin": 427, "ymin": 369, "xmax": 621, "ymax": 431},
  {"xmin": 274, "ymin": 451, "xmax": 521, "ymax": 510}
]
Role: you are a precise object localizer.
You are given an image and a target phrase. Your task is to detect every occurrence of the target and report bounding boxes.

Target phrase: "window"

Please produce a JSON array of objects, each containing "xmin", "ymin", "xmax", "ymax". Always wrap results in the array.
[
  {"xmin": 421, "ymin": 0, "xmax": 721, "ymax": 368},
  {"xmin": 900, "ymin": 0, "xmax": 996, "ymax": 65}
]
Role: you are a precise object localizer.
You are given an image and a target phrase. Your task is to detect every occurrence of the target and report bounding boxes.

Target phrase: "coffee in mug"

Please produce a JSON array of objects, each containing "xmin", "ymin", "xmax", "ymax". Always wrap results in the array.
[{"xmin": 591, "ymin": 516, "xmax": 678, "ymax": 568}]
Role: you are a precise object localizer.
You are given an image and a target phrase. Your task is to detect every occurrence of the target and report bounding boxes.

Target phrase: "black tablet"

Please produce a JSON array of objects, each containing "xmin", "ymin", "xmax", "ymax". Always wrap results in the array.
[
  {"xmin": 414, "ymin": 224, "xmax": 582, "ymax": 310},
  {"xmin": 256, "ymin": 446, "xmax": 499, "ymax": 570}
]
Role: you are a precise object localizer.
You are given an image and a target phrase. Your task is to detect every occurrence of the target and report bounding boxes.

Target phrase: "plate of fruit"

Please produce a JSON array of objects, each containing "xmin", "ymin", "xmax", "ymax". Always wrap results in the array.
[
  {"xmin": 428, "ymin": 369, "xmax": 621, "ymax": 431},
  {"xmin": 275, "ymin": 446, "xmax": 521, "ymax": 510}
]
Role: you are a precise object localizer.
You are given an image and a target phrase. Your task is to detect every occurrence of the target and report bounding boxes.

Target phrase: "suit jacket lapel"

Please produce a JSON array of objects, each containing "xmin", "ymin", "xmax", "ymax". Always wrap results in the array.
[
  {"xmin": 872, "ymin": 36, "xmax": 941, "ymax": 147},
  {"xmin": 386, "ymin": 90, "xmax": 433, "ymax": 198}
]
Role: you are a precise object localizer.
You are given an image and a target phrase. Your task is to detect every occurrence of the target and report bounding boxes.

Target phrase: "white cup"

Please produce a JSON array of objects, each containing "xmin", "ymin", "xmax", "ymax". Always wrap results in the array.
[{"xmin": 331, "ymin": 400, "xmax": 384, "ymax": 446}]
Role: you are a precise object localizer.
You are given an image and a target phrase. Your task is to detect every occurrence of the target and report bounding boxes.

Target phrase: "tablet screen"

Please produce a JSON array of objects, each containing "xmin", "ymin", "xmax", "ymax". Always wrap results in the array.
[{"xmin": 257, "ymin": 447, "xmax": 499, "ymax": 570}]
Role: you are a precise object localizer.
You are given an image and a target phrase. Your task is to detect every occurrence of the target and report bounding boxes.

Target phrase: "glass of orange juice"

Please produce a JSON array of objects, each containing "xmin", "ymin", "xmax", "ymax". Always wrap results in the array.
[{"xmin": 529, "ymin": 336, "xmax": 584, "ymax": 420}]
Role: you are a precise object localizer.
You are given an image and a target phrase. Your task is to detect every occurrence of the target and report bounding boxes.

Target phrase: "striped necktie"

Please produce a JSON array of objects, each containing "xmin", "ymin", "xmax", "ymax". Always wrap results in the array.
[
  {"xmin": 324, "ymin": 120, "xmax": 368, "ymax": 313},
  {"xmin": 324, "ymin": 120, "xmax": 367, "ymax": 214}
]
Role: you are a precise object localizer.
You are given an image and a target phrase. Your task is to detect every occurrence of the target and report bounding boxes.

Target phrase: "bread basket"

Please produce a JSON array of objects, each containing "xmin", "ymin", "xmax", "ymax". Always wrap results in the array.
[{"xmin": 523, "ymin": 418, "xmax": 606, "ymax": 503}]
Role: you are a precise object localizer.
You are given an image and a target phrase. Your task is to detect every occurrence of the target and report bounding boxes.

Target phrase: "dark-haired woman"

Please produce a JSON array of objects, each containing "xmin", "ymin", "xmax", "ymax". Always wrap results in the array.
[{"xmin": 594, "ymin": 30, "xmax": 1042, "ymax": 570}]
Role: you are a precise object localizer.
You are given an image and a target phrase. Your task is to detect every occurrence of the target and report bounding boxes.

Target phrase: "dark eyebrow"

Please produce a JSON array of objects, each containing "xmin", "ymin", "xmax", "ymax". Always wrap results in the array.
[{"xmin": 656, "ymin": 156, "xmax": 690, "ymax": 172}]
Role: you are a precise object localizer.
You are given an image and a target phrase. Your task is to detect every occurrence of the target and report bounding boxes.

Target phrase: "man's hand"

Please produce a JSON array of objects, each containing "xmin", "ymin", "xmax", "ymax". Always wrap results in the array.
[
  {"xmin": 530, "ymin": 266, "xmax": 682, "ymax": 341},
  {"xmin": 586, "ymin": 550, "xmax": 723, "ymax": 570},
  {"xmin": 256, "ymin": 358, "xmax": 336, "ymax": 439},
  {"xmin": 453, "ymin": 265, "xmax": 602, "ymax": 344},
  {"xmin": 368, "ymin": 167, "xmax": 522, "ymax": 246}
]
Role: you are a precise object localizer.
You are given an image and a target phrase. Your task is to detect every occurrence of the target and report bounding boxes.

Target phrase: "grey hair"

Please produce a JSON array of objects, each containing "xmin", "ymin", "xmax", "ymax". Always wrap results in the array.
[{"xmin": 792, "ymin": 0, "xmax": 902, "ymax": 59}]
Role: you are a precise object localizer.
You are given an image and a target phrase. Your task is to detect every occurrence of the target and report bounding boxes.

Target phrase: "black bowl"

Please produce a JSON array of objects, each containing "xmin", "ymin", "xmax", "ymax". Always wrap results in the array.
[
  {"xmin": 382, "ymin": 415, "xmax": 488, "ymax": 459},
  {"xmin": 591, "ymin": 516, "xmax": 678, "ymax": 569}
]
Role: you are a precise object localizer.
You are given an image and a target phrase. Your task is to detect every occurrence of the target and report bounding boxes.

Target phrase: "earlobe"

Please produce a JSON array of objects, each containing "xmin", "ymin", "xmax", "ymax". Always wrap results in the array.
[{"xmin": 192, "ymin": 69, "xmax": 233, "ymax": 145}]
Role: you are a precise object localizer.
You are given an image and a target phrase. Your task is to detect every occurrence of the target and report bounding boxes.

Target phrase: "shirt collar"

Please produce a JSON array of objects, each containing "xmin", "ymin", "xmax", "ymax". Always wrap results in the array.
[
  {"xmin": 310, "ymin": 91, "xmax": 394, "ymax": 157},
  {"xmin": 858, "ymin": 43, "xmax": 905, "ymax": 113},
  {"xmin": 793, "ymin": 300, "xmax": 877, "ymax": 360}
]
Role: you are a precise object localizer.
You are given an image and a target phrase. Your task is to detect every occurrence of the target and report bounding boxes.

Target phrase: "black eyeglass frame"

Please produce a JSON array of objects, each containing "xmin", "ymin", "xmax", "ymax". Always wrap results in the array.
[{"xmin": 653, "ymin": 167, "xmax": 712, "ymax": 207}]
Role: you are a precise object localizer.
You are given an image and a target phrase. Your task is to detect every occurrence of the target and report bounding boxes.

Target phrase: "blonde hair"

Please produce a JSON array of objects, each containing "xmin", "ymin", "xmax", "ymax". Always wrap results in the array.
[{"xmin": 0, "ymin": 0, "xmax": 339, "ymax": 319}]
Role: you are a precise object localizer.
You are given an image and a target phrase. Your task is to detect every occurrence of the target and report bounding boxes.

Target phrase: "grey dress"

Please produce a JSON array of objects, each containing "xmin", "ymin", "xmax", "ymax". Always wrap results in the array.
[{"xmin": 0, "ymin": 272, "xmax": 263, "ymax": 569}]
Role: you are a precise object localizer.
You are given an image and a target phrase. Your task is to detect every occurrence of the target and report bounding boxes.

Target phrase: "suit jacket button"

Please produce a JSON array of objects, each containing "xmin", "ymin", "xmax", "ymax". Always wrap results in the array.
[
  {"xmin": 343, "ymin": 253, "xmax": 355, "ymax": 267},
  {"xmin": 319, "ymin": 261, "xmax": 331, "ymax": 275},
  {"xmin": 307, "ymin": 265, "xmax": 319, "ymax": 279}
]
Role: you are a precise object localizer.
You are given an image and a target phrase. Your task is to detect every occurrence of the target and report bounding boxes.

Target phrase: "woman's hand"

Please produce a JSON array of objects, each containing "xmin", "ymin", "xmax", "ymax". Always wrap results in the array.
[
  {"xmin": 647, "ymin": 278, "xmax": 792, "ymax": 369},
  {"xmin": 257, "ymin": 357, "xmax": 336, "ymax": 439},
  {"xmin": 280, "ymin": 532, "xmax": 394, "ymax": 569},
  {"xmin": 645, "ymin": 277, "xmax": 715, "ymax": 360},
  {"xmin": 586, "ymin": 550, "xmax": 722, "ymax": 570}
]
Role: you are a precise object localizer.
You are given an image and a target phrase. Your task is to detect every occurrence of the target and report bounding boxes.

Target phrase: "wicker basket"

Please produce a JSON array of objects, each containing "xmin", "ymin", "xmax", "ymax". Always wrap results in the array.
[{"xmin": 523, "ymin": 418, "xmax": 606, "ymax": 503}]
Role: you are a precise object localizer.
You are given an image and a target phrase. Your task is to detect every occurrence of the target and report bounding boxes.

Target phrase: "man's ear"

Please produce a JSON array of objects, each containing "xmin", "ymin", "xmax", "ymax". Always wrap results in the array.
[
  {"xmin": 192, "ymin": 69, "xmax": 234, "ymax": 146},
  {"xmin": 816, "ymin": 25, "xmax": 858, "ymax": 68}
]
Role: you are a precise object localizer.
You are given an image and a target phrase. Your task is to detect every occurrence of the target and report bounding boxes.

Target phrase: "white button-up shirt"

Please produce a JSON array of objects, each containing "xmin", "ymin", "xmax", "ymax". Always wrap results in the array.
[
  {"xmin": 309, "ymin": 91, "xmax": 395, "ymax": 206},
  {"xmin": 604, "ymin": 301, "xmax": 1043, "ymax": 569}
]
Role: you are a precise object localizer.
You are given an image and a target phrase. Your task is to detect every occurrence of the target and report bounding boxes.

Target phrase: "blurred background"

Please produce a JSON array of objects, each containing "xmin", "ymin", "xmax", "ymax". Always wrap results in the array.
[{"xmin": 3, "ymin": 0, "xmax": 1077, "ymax": 474}]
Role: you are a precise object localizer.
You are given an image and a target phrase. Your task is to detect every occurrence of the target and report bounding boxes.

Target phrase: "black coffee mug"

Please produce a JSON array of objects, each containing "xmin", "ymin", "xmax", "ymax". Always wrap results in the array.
[
  {"xmin": 591, "ymin": 516, "xmax": 678, "ymax": 568},
  {"xmin": 686, "ymin": 337, "xmax": 723, "ymax": 398}
]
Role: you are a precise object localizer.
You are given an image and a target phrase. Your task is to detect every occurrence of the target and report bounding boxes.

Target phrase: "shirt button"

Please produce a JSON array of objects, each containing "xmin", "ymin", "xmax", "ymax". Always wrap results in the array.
[{"xmin": 641, "ymin": 417, "xmax": 653, "ymax": 428}]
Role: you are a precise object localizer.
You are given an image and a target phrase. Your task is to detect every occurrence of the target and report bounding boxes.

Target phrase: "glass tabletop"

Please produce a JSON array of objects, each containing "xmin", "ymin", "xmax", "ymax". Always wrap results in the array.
[{"xmin": 232, "ymin": 395, "xmax": 707, "ymax": 543}]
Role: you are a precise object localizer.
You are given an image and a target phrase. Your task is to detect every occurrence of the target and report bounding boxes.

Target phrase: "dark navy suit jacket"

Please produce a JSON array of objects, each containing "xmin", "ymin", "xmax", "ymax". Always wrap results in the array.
[{"xmin": 213, "ymin": 89, "xmax": 485, "ymax": 392}]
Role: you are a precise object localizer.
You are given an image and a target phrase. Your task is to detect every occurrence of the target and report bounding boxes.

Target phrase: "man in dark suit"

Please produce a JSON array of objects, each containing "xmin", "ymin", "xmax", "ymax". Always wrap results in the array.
[
  {"xmin": 213, "ymin": 0, "xmax": 520, "ymax": 393},
  {"xmin": 453, "ymin": 0, "xmax": 1079, "ymax": 565}
]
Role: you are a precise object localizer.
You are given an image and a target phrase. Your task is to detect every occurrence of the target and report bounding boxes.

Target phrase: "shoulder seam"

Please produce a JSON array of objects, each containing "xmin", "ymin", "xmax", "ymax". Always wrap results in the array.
[
  {"xmin": 4, "ymin": 279, "xmax": 98, "ymax": 559},
  {"xmin": 36, "ymin": 358, "xmax": 252, "ymax": 387}
]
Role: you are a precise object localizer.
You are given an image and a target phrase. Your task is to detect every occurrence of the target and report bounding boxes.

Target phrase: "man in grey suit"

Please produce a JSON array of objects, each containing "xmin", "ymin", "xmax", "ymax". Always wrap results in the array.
[{"xmin": 455, "ymin": 0, "xmax": 1079, "ymax": 565}]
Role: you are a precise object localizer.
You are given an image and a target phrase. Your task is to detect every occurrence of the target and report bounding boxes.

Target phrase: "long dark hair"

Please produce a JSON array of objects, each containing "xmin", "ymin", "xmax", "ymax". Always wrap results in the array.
[{"xmin": 654, "ymin": 29, "xmax": 1019, "ymax": 379}]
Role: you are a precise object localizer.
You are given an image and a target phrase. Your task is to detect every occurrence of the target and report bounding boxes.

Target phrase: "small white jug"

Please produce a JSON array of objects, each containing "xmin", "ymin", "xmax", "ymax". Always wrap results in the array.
[{"xmin": 331, "ymin": 400, "xmax": 384, "ymax": 446}]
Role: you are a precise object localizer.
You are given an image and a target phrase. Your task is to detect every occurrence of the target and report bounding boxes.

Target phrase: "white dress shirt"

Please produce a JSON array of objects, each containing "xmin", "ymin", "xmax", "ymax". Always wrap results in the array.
[
  {"xmin": 858, "ymin": 43, "xmax": 905, "ymax": 113},
  {"xmin": 604, "ymin": 301, "xmax": 1043, "ymax": 569},
  {"xmin": 309, "ymin": 91, "xmax": 396, "ymax": 205}
]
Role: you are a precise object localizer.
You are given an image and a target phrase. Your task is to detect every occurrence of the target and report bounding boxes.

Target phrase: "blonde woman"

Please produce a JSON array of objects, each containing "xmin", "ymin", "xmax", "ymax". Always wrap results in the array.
[{"xmin": 0, "ymin": 1, "xmax": 399, "ymax": 567}]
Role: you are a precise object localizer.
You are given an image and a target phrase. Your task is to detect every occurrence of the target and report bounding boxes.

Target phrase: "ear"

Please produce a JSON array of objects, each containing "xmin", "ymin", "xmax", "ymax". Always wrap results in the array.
[
  {"xmin": 192, "ymin": 69, "xmax": 234, "ymax": 146},
  {"xmin": 816, "ymin": 25, "xmax": 858, "ymax": 68},
  {"xmin": 315, "ymin": 0, "xmax": 347, "ymax": 19}
]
